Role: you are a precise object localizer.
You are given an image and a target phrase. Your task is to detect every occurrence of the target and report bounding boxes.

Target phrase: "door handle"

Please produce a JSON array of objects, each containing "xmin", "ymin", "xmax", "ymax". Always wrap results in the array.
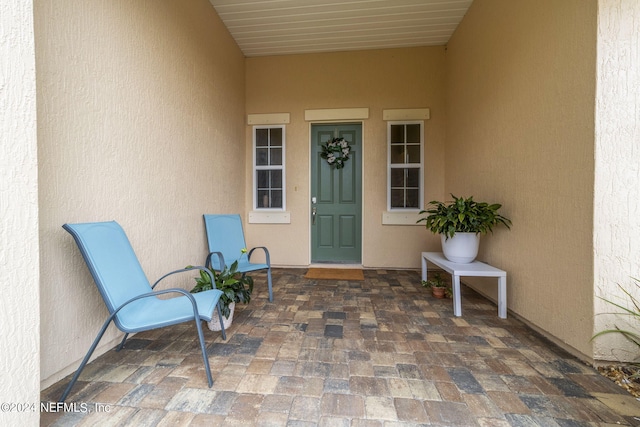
[{"xmin": 312, "ymin": 207, "xmax": 317, "ymax": 225}]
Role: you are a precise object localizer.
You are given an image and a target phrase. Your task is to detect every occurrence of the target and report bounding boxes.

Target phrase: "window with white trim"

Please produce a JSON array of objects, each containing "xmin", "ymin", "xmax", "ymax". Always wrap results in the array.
[
  {"xmin": 253, "ymin": 125, "xmax": 285, "ymax": 210},
  {"xmin": 387, "ymin": 121, "xmax": 424, "ymax": 210}
]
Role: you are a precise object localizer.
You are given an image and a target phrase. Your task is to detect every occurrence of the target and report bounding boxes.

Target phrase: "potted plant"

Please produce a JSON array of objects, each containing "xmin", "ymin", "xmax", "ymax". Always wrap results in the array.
[
  {"xmin": 421, "ymin": 272, "xmax": 451, "ymax": 299},
  {"xmin": 417, "ymin": 194, "xmax": 511, "ymax": 263},
  {"xmin": 190, "ymin": 260, "xmax": 253, "ymax": 331}
]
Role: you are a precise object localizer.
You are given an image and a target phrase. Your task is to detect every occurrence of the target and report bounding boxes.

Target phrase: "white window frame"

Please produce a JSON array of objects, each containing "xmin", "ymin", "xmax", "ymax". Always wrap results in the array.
[
  {"xmin": 387, "ymin": 120, "xmax": 424, "ymax": 211},
  {"xmin": 253, "ymin": 125, "xmax": 286, "ymax": 211}
]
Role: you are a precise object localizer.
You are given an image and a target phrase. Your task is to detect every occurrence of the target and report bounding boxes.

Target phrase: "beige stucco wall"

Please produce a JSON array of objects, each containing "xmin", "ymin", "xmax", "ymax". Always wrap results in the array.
[
  {"xmin": 593, "ymin": 0, "xmax": 640, "ymax": 362},
  {"xmin": 0, "ymin": 1, "xmax": 40, "ymax": 425},
  {"xmin": 245, "ymin": 47, "xmax": 446, "ymax": 268},
  {"xmin": 36, "ymin": 0, "xmax": 245, "ymax": 387},
  {"xmin": 20, "ymin": 0, "xmax": 638, "ymax": 404},
  {"xmin": 445, "ymin": 0, "xmax": 598, "ymax": 359}
]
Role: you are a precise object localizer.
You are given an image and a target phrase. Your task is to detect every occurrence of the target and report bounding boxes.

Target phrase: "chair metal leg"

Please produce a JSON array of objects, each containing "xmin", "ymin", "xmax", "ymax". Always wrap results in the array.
[
  {"xmin": 217, "ymin": 302, "xmax": 227, "ymax": 341},
  {"xmin": 194, "ymin": 317, "xmax": 214, "ymax": 388},
  {"xmin": 267, "ymin": 267, "xmax": 273, "ymax": 302},
  {"xmin": 116, "ymin": 333, "xmax": 129, "ymax": 351},
  {"xmin": 62, "ymin": 295, "xmax": 226, "ymax": 398},
  {"xmin": 194, "ymin": 302, "xmax": 227, "ymax": 388},
  {"xmin": 59, "ymin": 318, "xmax": 113, "ymax": 402}
]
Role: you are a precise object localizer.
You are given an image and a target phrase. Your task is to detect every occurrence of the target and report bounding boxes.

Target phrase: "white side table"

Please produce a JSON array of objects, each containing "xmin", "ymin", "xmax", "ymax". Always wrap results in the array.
[{"xmin": 421, "ymin": 252, "xmax": 507, "ymax": 318}]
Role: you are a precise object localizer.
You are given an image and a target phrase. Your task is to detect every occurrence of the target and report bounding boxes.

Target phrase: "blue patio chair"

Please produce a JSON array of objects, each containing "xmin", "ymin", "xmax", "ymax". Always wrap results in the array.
[
  {"xmin": 203, "ymin": 214, "xmax": 273, "ymax": 302},
  {"xmin": 60, "ymin": 221, "xmax": 226, "ymax": 402}
]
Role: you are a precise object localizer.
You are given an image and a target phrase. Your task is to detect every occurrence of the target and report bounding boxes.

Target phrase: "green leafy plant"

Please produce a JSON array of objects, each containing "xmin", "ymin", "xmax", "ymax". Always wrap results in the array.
[
  {"xmin": 189, "ymin": 260, "xmax": 253, "ymax": 319},
  {"xmin": 417, "ymin": 194, "xmax": 512, "ymax": 239},
  {"xmin": 421, "ymin": 272, "xmax": 452, "ymax": 297},
  {"xmin": 592, "ymin": 278, "xmax": 640, "ymax": 352}
]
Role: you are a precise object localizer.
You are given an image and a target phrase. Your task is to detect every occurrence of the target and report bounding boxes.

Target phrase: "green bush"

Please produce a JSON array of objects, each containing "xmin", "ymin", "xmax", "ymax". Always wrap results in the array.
[
  {"xmin": 189, "ymin": 260, "xmax": 253, "ymax": 319},
  {"xmin": 417, "ymin": 194, "xmax": 511, "ymax": 239}
]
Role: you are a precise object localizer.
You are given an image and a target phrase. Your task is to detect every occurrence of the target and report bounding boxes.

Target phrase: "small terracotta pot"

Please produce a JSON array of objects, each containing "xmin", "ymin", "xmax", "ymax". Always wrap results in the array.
[{"xmin": 431, "ymin": 287, "xmax": 446, "ymax": 299}]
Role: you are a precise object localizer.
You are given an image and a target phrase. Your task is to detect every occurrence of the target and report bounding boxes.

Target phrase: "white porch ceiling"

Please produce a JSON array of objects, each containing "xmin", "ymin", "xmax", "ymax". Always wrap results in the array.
[{"xmin": 208, "ymin": 0, "xmax": 473, "ymax": 57}]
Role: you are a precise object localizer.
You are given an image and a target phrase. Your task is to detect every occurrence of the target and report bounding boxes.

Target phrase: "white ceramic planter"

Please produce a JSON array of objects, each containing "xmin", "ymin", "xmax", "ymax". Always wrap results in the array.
[
  {"xmin": 441, "ymin": 232, "xmax": 480, "ymax": 263},
  {"xmin": 207, "ymin": 302, "xmax": 235, "ymax": 331}
]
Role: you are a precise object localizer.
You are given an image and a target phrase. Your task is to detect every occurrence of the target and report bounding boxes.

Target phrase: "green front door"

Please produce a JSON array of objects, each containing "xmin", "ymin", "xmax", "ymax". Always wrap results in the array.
[{"xmin": 311, "ymin": 123, "xmax": 362, "ymax": 263}]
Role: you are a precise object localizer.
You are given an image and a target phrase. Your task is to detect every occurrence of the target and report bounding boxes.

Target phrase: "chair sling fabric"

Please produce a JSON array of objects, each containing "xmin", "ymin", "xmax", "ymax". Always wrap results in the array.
[
  {"xmin": 203, "ymin": 214, "xmax": 273, "ymax": 302},
  {"xmin": 60, "ymin": 221, "xmax": 226, "ymax": 402}
]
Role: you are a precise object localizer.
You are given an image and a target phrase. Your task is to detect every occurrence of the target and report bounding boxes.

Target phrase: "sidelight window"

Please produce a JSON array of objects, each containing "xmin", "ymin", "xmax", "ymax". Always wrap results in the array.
[
  {"xmin": 387, "ymin": 121, "xmax": 423, "ymax": 210},
  {"xmin": 253, "ymin": 125, "xmax": 285, "ymax": 210}
]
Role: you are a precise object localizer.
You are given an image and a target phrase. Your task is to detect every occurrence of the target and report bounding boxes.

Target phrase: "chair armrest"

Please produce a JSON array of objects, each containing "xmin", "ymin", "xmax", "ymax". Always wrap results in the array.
[
  {"xmin": 111, "ymin": 287, "xmax": 200, "ymax": 318},
  {"xmin": 152, "ymin": 266, "xmax": 215, "ymax": 289},
  {"xmin": 248, "ymin": 246, "xmax": 271, "ymax": 266},
  {"xmin": 205, "ymin": 251, "xmax": 226, "ymax": 271}
]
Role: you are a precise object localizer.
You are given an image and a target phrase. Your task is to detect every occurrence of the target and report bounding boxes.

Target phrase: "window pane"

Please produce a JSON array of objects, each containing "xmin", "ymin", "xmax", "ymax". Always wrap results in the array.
[
  {"xmin": 256, "ymin": 129, "xmax": 268, "ymax": 147},
  {"xmin": 390, "ymin": 168, "xmax": 405, "ymax": 187},
  {"xmin": 270, "ymin": 170, "xmax": 282, "ymax": 188},
  {"xmin": 406, "ymin": 168, "xmax": 419, "ymax": 187},
  {"xmin": 270, "ymin": 190, "xmax": 283, "ymax": 208},
  {"xmin": 406, "ymin": 189, "xmax": 419, "ymax": 208},
  {"xmin": 406, "ymin": 124, "xmax": 420, "ymax": 143},
  {"xmin": 257, "ymin": 190, "xmax": 269, "ymax": 208},
  {"xmin": 390, "ymin": 146, "xmax": 405, "ymax": 164},
  {"xmin": 257, "ymin": 170, "xmax": 269, "ymax": 188},
  {"xmin": 270, "ymin": 148, "xmax": 282, "ymax": 166},
  {"xmin": 256, "ymin": 148, "xmax": 268, "ymax": 166},
  {"xmin": 406, "ymin": 145, "xmax": 420, "ymax": 163},
  {"xmin": 390, "ymin": 125, "xmax": 404, "ymax": 144},
  {"xmin": 270, "ymin": 128, "xmax": 282, "ymax": 145},
  {"xmin": 390, "ymin": 189, "xmax": 405, "ymax": 208}
]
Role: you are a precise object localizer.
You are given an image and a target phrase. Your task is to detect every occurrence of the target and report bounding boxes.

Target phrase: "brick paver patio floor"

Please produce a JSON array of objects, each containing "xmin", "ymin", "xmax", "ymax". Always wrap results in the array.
[{"xmin": 41, "ymin": 268, "xmax": 640, "ymax": 426}]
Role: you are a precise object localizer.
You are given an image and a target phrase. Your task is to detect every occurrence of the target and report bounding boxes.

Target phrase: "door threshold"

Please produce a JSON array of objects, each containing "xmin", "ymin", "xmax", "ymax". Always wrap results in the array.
[{"xmin": 309, "ymin": 263, "xmax": 363, "ymax": 269}]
